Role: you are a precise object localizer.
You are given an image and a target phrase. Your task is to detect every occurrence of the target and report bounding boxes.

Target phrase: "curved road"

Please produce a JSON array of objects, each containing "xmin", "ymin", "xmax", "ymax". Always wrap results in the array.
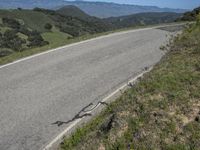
[{"xmin": 0, "ymin": 26, "xmax": 175, "ymax": 149}]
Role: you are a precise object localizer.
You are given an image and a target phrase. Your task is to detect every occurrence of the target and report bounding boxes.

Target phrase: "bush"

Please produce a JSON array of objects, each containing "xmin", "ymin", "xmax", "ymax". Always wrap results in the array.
[
  {"xmin": 0, "ymin": 30, "xmax": 26, "ymax": 51},
  {"xmin": 2, "ymin": 17, "xmax": 21, "ymax": 29},
  {"xmin": 0, "ymin": 32, "xmax": 3, "ymax": 47},
  {"xmin": 60, "ymin": 26, "xmax": 80, "ymax": 37},
  {"xmin": 27, "ymin": 30, "xmax": 49, "ymax": 47},
  {"xmin": 2, "ymin": 30, "xmax": 26, "ymax": 51},
  {"xmin": 44, "ymin": 23, "xmax": 53, "ymax": 30},
  {"xmin": 33, "ymin": 7, "xmax": 56, "ymax": 15},
  {"xmin": 0, "ymin": 49, "xmax": 13, "ymax": 57},
  {"xmin": 18, "ymin": 26, "xmax": 32, "ymax": 36},
  {"xmin": 196, "ymin": 14, "xmax": 200, "ymax": 25}
]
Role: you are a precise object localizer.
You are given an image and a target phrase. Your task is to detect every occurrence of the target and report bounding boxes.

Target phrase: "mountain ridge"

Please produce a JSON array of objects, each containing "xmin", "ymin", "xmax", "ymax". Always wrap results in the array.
[
  {"xmin": 104, "ymin": 12, "xmax": 182, "ymax": 28},
  {"xmin": 0, "ymin": 0, "xmax": 188, "ymax": 18}
]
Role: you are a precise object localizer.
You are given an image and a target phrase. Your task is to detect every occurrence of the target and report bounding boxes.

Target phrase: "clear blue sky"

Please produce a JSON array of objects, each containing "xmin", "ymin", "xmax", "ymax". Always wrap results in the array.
[{"xmin": 78, "ymin": 0, "xmax": 200, "ymax": 9}]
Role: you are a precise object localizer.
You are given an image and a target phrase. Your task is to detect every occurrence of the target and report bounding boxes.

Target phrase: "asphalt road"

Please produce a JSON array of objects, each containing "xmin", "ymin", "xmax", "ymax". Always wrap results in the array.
[{"xmin": 0, "ymin": 26, "xmax": 175, "ymax": 150}]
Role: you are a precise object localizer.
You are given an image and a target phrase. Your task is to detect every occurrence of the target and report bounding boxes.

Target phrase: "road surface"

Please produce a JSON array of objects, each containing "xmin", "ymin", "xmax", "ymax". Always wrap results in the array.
[{"xmin": 0, "ymin": 26, "xmax": 176, "ymax": 149}]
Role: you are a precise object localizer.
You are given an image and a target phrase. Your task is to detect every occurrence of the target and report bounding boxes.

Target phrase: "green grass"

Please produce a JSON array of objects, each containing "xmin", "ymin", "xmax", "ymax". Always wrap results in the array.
[
  {"xmin": 41, "ymin": 27, "xmax": 71, "ymax": 48},
  {"xmin": 0, "ymin": 9, "xmax": 54, "ymax": 32},
  {"xmin": 60, "ymin": 19, "xmax": 200, "ymax": 150}
]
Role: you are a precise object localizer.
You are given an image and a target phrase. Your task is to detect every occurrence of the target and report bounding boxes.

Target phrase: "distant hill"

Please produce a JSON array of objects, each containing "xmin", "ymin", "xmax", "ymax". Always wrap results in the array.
[
  {"xmin": 56, "ymin": 5, "xmax": 112, "ymax": 31},
  {"xmin": 58, "ymin": 1, "xmax": 187, "ymax": 18},
  {"xmin": 0, "ymin": 0, "xmax": 188, "ymax": 18},
  {"xmin": 56, "ymin": 5, "xmax": 90, "ymax": 19},
  {"xmin": 105, "ymin": 12, "xmax": 183, "ymax": 28}
]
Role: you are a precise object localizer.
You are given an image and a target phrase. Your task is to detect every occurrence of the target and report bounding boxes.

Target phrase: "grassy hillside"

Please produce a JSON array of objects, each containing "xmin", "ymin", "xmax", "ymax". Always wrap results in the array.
[
  {"xmin": 105, "ymin": 12, "xmax": 182, "ymax": 28},
  {"xmin": 0, "ymin": 9, "xmax": 62, "ymax": 57},
  {"xmin": 0, "ymin": 14, "xmax": 50, "ymax": 57},
  {"xmin": 0, "ymin": 9, "xmax": 53, "ymax": 32},
  {"xmin": 0, "ymin": 7, "xmax": 112, "ymax": 59},
  {"xmin": 60, "ymin": 16, "xmax": 200, "ymax": 150}
]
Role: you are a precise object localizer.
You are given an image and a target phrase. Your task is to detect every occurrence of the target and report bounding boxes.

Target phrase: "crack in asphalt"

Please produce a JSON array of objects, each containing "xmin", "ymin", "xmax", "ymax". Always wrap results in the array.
[{"xmin": 52, "ymin": 101, "xmax": 108, "ymax": 127}]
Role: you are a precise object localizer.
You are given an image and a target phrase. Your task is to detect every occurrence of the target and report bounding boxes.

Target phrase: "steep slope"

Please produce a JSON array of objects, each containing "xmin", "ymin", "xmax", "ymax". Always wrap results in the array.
[
  {"xmin": 105, "ymin": 12, "xmax": 182, "ymax": 28},
  {"xmin": 0, "ymin": 0, "xmax": 188, "ymax": 18}
]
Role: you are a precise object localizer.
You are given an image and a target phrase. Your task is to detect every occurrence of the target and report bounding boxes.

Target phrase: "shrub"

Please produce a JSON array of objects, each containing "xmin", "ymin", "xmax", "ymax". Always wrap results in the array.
[
  {"xmin": 196, "ymin": 14, "xmax": 200, "ymax": 25},
  {"xmin": 1, "ymin": 30, "xmax": 26, "ymax": 51},
  {"xmin": 2, "ymin": 17, "xmax": 21, "ymax": 29},
  {"xmin": 60, "ymin": 26, "xmax": 80, "ymax": 37},
  {"xmin": 0, "ymin": 49, "xmax": 13, "ymax": 57},
  {"xmin": 33, "ymin": 7, "xmax": 56, "ymax": 15},
  {"xmin": 27, "ymin": 30, "xmax": 49, "ymax": 47},
  {"xmin": 18, "ymin": 26, "xmax": 32, "ymax": 36},
  {"xmin": 44, "ymin": 23, "xmax": 53, "ymax": 30}
]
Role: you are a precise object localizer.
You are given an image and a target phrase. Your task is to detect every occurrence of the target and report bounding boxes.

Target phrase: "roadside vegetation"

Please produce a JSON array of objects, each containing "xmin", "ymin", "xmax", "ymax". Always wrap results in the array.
[
  {"xmin": 60, "ymin": 14, "xmax": 200, "ymax": 150},
  {"xmin": 178, "ymin": 7, "xmax": 200, "ymax": 21},
  {"xmin": 104, "ymin": 12, "xmax": 182, "ymax": 28},
  {"xmin": 0, "ymin": 6, "xmax": 183, "ymax": 65}
]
